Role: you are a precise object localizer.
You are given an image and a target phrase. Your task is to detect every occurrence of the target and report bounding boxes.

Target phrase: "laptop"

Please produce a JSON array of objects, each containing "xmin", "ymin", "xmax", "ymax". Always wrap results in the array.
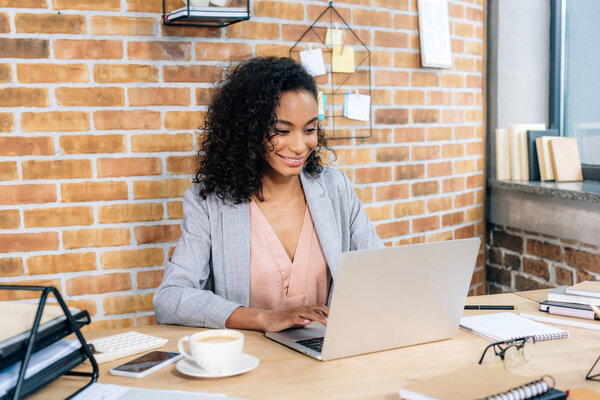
[{"xmin": 265, "ymin": 237, "xmax": 480, "ymax": 361}]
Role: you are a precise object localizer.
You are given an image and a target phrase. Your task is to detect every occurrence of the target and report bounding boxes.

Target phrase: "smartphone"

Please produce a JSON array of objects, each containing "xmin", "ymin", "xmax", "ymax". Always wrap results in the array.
[{"xmin": 109, "ymin": 351, "xmax": 182, "ymax": 378}]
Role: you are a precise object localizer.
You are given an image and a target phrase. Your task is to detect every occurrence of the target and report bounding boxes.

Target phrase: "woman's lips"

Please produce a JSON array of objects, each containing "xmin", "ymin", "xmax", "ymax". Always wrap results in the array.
[{"xmin": 277, "ymin": 153, "xmax": 306, "ymax": 167}]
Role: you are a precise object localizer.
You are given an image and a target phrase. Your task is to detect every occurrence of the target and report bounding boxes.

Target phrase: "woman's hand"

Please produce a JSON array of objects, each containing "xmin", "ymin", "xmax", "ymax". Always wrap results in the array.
[{"xmin": 260, "ymin": 304, "xmax": 329, "ymax": 332}]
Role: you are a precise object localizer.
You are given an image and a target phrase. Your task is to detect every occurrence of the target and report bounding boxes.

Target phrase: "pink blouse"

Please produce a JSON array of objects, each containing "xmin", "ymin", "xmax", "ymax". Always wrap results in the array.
[{"xmin": 249, "ymin": 200, "xmax": 331, "ymax": 311}]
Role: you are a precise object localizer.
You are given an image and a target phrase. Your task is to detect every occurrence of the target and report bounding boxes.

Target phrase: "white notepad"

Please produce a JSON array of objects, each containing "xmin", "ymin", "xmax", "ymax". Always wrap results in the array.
[{"xmin": 460, "ymin": 312, "xmax": 569, "ymax": 342}]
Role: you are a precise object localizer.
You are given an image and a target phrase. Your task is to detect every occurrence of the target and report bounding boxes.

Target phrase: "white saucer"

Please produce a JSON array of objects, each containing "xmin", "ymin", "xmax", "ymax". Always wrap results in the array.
[{"xmin": 176, "ymin": 353, "xmax": 259, "ymax": 378}]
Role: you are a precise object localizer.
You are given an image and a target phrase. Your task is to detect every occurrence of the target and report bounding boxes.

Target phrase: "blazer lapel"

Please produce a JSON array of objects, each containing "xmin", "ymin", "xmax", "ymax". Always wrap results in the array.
[
  {"xmin": 301, "ymin": 172, "xmax": 342, "ymax": 279},
  {"xmin": 221, "ymin": 201, "xmax": 250, "ymax": 306}
]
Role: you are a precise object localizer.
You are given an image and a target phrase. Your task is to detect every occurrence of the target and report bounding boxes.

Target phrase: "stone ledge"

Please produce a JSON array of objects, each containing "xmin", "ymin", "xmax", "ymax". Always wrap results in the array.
[{"xmin": 488, "ymin": 178, "xmax": 600, "ymax": 204}]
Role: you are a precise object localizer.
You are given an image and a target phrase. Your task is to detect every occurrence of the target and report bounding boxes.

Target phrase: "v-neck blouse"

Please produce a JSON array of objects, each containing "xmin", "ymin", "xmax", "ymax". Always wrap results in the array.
[{"xmin": 248, "ymin": 200, "xmax": 331, "ymax": 311}]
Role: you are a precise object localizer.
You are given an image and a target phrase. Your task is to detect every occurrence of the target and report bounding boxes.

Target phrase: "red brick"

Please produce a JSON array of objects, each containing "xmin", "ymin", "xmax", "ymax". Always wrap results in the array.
[
  {"xmin": 164, "ymin": 65, "xmax": 222, "ymax": 82},
  {"xmin": 0, "ymin": 113, "xmax": 12, "ymax": 132},
  {"xmin": 91, "ymin": 16, "xmax": 155, "ymax": 36},
  {"xmin": 101, "ymin": 248, "xmax": 164, "ymax": 269},
  {"xmin": 94, "ymin": 110, "xmax": 160, "ymax": 130},
  {"xmin": 0, "ymin": 279, "xmax": 61, "ymax": 301},
  {"xmin": 375, "ymin": 70, "xmax": 409, "ymax": 86},
  {"xmin": 0, "ymin": 137, "xmax": 53, "ymax": 156},
  {"xmin": 227, "ymin": 21, "xmax": 279, "ymax": 40},
  {"xmin": 134, "ymin": 224, "xmax": 182, "ymax": 244},
  {"xmin": 137, "ymin": 269, "xmax": 164, "ymax": 289},
  {"xmin": 412, "ymin": 109, "xmax": 439, "ymax": 124},
  {"xmin": 23, "ymin": 159, "xmax": 91, "ymax": 180},
  {"xmin": 428, "ymin": 161, "xmax": 452, "ymax": 178},
  {"xmin": 428, "ymin": 91, "xmax": 452, "ymax": 105},
  {"xmin": 167, "ymin": 201, "xmax": 183, "ymax": 219},
  {"xmin": 0, "ymin": 161, "xmax": 17, "ymax": 181},
  {"xmin": 98, "ymin": 203, "xmax": 163, "ymax": 224},
  {"xmin": 55, "ymin": 39, "xmax": 122, "ymax": 59},
  {"xmin": 127, "ymin": 0, "xmax": 182, "ymax": 12},
  {"xmin": 103, "ymin": 293, "xmax": 154, "ymax": 314},
  {"xmin": 523, "ymin": 257, "xmax": 550, "ymax": 280},
  {"xmin": 411, "ymin": 72, "xmax": 439, "ymax": 87},
  {"xmin": 255, "ymin": 44, "xmax": 291, "ymax": 58},
  {"xmin": 60, "ymin": 134, "xmax": 124, "ymax": 154},
  {"xmin": 0, "ymin": 209, "xmax": 19, "ymax": 229},
  {"xmin": 21, "ymin": 111, "xmax": 90, "ymax": 132},
  {"xmin": 394, "ymin": 51, "xmax": 420, "ymax": 68},
  {"xmin": 167, "ymin": 156, "xmax": 197, "ymax": 174},
  {"xmin": 0, "ymin": 87, "xmax": 48, "ymax": 107},
  {"xmin": 128, "ymin": 41, "xmax": 190, "ymax": 60},
  {"xmin": 18, "ymin": 63, "xmax": 88, "ymax": 83},
  {"xmin": 0, "ymin": 258, "xmax": 24, "ymax": 277},
  {"xmin": 0, "ymin": 64, "xmax": 10, "ymax": 82},
  {"xmin": 0, "ymin": 184, "xmax": 56, "ymax": 204},
  {"xmin": 61, "ymin": 181, "xmax": 127, "ymax": 202},
  {"xmin": 467, "ymin": 174, "xmax": 484, "ymax": 189},
  {"xmin": 131, "ymin": 133, "xmax": 193, "ymax": 152},
  {"xmin": 375, "ymin": 108, "xmax": 409, "ymax": 125},
  {"xmin": 412, "ymin": 181, "xmax": 439, "ymax": 197},
  {"xmin": 24, "ymin": 206, "xmax": 93, "ymax": 227},
  {"xmin": 161, "ymin": 24, "xmax": 220, "ymax": 38},
  {"xmin": 565, "ymin": 248, "xmax": 600, "ymax": 273},
  {"xmin": 355, "ymin": 167, "xmax": 392, "ymax": 184},
  {"xmin": 455, "ymin": 224, "xmax": 475, "ymax": 239},
  {"xmin": 63, "ymin": 228, "xmax": 130, "ymax": 249},
  {"xmin": 0, "ymin": 38, "xmax": 49, "ymax": 59},
  {"xmin": 442, "ymin": 143, "xmax": 464, "ymax": 158},
  {"xmin": 53, "ymin": 0, "xmax": 120, "ymax": 10},
  {"xmin": 27, "ymin": 252, "xmax": 96, "ymax": 275},
  {"xmin": 164, "ymin": 111, "xmax": 206, "ymax": 130},
  {"xmin": 443, "ymin": 177, "xmax": 466, "ymax": 193},
  {"xmin": 66, "ymin": 273, "xmax": 131, "ymax": 296},
  {"xmin": 394, "ymin": 127, "xmax": 425, "ymax": 142},
  {"xmin": 94, "ymin": 64, "xmax": 158, "ymax": 83},
  {"xmin": 412, "ymin": 145, "xmax": 439, "ymax": 161},
  {"xmin": 364, "ymin": 204, "xmax": 392, "ymax": 221},
  {"xmin": 455, "ymin": 192, "xmax": 474, "ymax": 208},
  {"xmin": 133, "ymin": 178, "xmax": 191, "ymax": 199},
  {"xmin": 375, "ymin": 147, "xmax": 409, "ymax": 162},
  {"xmin": 395, "ymin": 164, "xmax": 425, "ymax": 180},
  {"xmin": 376, "ymin": 221, "xmax": 410, "ymax": 239},
  {"xmin": 15, "ymin": 13, "xmax": 86, "ymax": 34},
  {"xmin": 195, "ymin": 42, "xmax": 252, "ymax": 61},
  {"xmin": 97, "ymin": 157, "xmax": 162, "ymax": 178},
  {"xmin": 88, "ymin": 318, "xmax": 133, "ymax": 331},
  {"xmin": 442, "ymin": 211, "xmax": 464, "ymax": 227},
  {"xmin": 55, "ymin": 87, "xmax": 124, "ymax": 106},
  {"xmin": 374, "ymin": 31, "xmax": 409, "ymax": 48},
  {"xmin": 129, "ymin": 87, "xmax": 190, "ymax": 106},
  {"xmin": 394, "ymin": 90, "xmax": 425, "ymax": 105},
  {"xmin": 0, "ymin": 0, "xmax": 47, "ymax": 7},
  {"xmin": 353, "ymin": 9, "xmax": 391, "ymax": 27},
  {"xmin": 412, "ymin": 216, "xmax": 440, "ymax": 233},
  {"xmin": 0, "ymin": 232, "xmax": 58, "ymax": 253},
  {"xmin": 394, "ymin": 200, "xmax": 425, "ymax": 218}
]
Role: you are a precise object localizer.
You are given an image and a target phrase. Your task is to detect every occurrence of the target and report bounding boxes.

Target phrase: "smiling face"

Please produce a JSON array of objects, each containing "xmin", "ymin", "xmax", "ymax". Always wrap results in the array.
[{"xmin": 263, "ymin": 90, "xmax": 319, "ymax": 180}]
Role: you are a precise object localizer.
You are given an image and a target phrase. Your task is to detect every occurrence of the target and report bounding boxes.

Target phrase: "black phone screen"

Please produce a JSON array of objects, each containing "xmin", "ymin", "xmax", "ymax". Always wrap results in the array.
[{"xmin": 112, "ymin": 351, "xmax": 180, "ymax": 373}]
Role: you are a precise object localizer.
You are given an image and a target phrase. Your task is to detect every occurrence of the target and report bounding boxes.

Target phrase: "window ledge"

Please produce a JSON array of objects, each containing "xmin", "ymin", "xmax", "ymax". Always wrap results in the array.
[{"xmin": 488, "ymin": 178, "xmax": 600, "ymax": 204}]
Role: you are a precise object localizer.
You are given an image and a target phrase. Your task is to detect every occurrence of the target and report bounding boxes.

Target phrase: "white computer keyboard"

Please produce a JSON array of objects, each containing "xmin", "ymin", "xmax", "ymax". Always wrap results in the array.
[{"xmin": 88, "ymin": 331, "xmax": 168, "ymax": 364}]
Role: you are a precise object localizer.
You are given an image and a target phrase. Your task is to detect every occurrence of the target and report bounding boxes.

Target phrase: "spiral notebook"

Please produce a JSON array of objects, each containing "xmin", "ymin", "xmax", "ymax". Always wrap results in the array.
[
  {"xmin": 460, "ymin": 312, "xmax": 569, "ymax": 342},
  {"xmin": 398, "ymin": 365, "xmax": 567, "ymax": 400}
]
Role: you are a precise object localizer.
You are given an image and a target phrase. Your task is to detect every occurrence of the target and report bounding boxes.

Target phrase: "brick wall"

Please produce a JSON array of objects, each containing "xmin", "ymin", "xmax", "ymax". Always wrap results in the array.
[
  {"xmin": 487, "ymin": 223, "xmax": 600, "ymax": 293},
  {"xmin": 0, "ymin": 0, "xmax": 486, "ymax": 329}
]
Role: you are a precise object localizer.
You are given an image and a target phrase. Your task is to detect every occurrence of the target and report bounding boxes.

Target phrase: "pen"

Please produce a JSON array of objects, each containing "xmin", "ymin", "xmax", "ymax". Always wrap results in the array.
[
  {"xmin": 589, "ymin": 303, "xmax": 600, "ymax": 320},
  {"xmin": 464, "ymin": 305, "xmax": 515, "ymax": 310}
]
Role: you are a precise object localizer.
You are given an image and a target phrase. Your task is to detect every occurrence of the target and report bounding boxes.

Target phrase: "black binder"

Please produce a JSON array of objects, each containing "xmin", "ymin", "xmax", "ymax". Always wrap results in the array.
[
  {"xmin": 0, "ymin": 285, "xmax": 98, "ymax": 400},
  {"xmin": 527, "ymin": 129, "xmax": 559, "ymax": 181}
]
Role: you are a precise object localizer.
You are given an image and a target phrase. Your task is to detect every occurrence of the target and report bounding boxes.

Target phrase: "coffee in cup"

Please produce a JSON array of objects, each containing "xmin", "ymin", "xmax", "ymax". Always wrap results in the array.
[{"xmin": 178, "ymin": 329, "xmax": 243, "ymax": 373}]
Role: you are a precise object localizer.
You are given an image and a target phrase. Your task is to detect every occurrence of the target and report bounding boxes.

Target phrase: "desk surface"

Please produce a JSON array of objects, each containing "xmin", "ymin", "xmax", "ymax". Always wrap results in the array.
[{"xmin": 32, "ymin": 292, "xmax": 600, "ymax": 399}]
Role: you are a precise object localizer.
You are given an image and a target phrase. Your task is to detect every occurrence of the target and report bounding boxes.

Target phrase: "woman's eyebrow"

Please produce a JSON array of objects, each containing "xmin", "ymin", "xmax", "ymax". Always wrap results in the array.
[{"xmin": 275, "ymin": 117, "xmax": 318, "ymax": 126}]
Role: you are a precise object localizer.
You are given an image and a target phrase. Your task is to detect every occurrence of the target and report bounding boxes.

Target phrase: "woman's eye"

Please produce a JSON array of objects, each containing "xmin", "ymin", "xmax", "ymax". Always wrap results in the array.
[
  {"xmin": 305, "ymin": 128, "xmax": 317, "ymax": 134},
  {"xmin": 274, "ymin": 128, "xmax": 290, "ymax": 135}
]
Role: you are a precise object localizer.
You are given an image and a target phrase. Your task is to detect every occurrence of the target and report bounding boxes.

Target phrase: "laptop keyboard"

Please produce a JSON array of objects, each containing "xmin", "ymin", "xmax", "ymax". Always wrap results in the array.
[{"xmin": 295, "ymin": 337, "xmax": 324, "ymax": 353}]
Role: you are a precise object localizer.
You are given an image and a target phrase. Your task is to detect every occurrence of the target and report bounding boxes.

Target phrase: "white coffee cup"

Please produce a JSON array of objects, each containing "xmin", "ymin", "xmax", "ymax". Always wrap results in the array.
[
  {"xmin": 186, "ymin": 0, "xmax": 210, "ymax": 7},
  {"xmin": 177, "ymin": 329, "xmax": 244, "ymax": 372}
]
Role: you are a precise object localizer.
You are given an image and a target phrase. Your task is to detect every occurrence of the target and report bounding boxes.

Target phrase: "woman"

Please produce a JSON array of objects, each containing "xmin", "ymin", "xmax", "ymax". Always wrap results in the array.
[{"xmin": 153, "ymin": 57, "xmax": 383, "ymax": 332}]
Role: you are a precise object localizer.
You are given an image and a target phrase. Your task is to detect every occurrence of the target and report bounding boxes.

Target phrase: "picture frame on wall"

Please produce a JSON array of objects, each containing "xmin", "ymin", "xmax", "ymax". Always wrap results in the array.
[{"xmin": 417, "ymin": 0, "xmax": 453, "ymax": 68}]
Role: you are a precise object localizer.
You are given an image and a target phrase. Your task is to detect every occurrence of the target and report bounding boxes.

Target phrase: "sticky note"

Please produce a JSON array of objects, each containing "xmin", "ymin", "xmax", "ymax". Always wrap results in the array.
[
  {"xmin": 325, "ymin": 28, "xmax": 343, "ymax": 47},
  {"xmin": 331, "ymin": 46, "xmax": 355, "ymax": 73},
  {"xmin": 299, "ymin": 48, "xmax": 326, "ymax": 77},
  {"xmin": 318, "ymin": 91, "xmax": 327, "ymax": 121},
  {"xmin": 346, "ymin": 93, "xmax": 370, "ymax": 122}
]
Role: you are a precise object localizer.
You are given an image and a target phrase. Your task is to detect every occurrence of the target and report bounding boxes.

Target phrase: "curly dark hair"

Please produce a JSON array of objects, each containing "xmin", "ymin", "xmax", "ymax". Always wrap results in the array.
[{"xmin": 195, "ymin": 57, "xmax": 328, "ymax": 203}]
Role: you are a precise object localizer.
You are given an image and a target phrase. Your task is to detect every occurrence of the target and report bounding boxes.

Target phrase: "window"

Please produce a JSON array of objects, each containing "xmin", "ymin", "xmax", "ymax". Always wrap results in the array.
[{"xmin": 550, "ymin": 0, "xmax": 600, "ymax": 178}]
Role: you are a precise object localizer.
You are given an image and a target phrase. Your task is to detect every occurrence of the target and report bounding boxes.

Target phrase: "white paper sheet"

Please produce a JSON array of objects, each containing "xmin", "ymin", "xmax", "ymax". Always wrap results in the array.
[
  {"xmin": 345, "ymin": 93, "xmax": 370, "ymax": 122},
  {"xmin": 299, "ymin": 48, "xmax": 326, "ymax": 77},
  {"xmin": 72, "ymin": 383, "xmax": 243, "ymax": 400}
]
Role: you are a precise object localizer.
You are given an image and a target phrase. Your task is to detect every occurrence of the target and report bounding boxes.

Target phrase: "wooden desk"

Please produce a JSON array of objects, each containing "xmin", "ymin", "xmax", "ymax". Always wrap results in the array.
[{"xmin": 31, "ymin": 292, "xmax": 600, "ymax": 399}]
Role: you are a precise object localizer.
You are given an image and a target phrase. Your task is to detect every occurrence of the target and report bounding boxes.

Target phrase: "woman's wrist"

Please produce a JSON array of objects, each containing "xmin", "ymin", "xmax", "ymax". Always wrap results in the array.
[{"xmin": 225, "ymin": 306, "xmax": 271, "ymax": 332}]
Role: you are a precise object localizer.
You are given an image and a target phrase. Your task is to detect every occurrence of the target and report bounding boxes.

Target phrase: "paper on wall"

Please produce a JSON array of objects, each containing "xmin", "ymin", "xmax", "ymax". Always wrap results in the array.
[
  {"xmin": 325, "ymin": 27, "xmax": 343, "ymax": 47},
  {"xmin": 345, "ymin": 93, "xmax": 370, "ymax": 122},
  {"xmin": 331, "ymin": 46, "xmax": 355, "ymax": 73},
  {"xmin": 299, "ymin": 48, "xmax": 326, "ymax": 77}
]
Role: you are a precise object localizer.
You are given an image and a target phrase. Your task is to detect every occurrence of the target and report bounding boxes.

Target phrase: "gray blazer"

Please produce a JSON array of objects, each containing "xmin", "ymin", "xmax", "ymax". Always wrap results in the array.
[{"xmin": 153, "ymin": 166, "xmax": 384, "ymax": 328}]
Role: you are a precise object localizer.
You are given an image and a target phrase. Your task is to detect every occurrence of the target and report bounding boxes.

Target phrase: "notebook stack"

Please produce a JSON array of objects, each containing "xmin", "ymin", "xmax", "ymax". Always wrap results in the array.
[{"xmin": 540, "ymin": 281, "xmax": 600, "ymax": 321}]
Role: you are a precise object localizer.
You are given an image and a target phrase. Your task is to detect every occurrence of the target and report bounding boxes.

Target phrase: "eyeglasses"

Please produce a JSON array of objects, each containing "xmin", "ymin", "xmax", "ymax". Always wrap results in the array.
[{"xmin": 479, "ymin": 336, "xmax": 535, "ymax": 371}]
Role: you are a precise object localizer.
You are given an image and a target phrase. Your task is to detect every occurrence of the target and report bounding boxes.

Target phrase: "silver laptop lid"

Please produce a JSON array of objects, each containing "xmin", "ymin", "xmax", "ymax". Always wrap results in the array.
[{"xmin": 321, "ymin": 238, "xmax": 480, "ymax": 361}]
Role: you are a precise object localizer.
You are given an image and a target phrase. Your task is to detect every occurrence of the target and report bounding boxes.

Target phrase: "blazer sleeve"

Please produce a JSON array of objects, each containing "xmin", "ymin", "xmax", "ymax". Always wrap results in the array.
[
  {"xmin": 153, "ymin": 188, "xmax": 242, "ymax": 328},
  {"xmin": 339, "ymin": 171, "xmax": 385, "ymax": 250}
]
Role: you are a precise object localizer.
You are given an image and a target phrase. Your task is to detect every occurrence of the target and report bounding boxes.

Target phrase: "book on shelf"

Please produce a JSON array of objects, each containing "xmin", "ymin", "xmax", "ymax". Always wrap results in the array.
[
  {"xmin": 459, "ymin": 312, "xmax": 568, "ymax": 342},
  {"xmin": 398, "ymin": 365, "xmax": 567, "ymax": 400},
  {"xmin": 548, "ymin": 137, "xmax": 583, "ymax": 182},
  {"xmin": 566, "ymin": 281, "xmax": 600, "ymax": 298},
  {"xmin": 495, "ymin": 128, "xmax": 510, "ymax": 180},
  {"xmin": 508, "ymin": 124, "xmax": 546, "ymax": 181},
  {"xmin": 547, "ymin": 286, "xmax": 600, "ymax": 306},
  {"xmin": 536, "ymin": 136, "xmax": 556, "ymax": 181},
  {"xmin": 539, "ymin": 300, "xmax": 600, "ymax": 321},
  {"xmin": 527, "ymin": 129, "xmax": 558, "ymax": 181}
]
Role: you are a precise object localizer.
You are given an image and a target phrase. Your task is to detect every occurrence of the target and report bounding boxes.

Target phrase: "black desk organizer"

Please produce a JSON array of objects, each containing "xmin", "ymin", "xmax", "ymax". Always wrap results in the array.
[
  {"xmin": 0, "ymin": 285, "xmax": 98, "ymax": 400},
  {"xmin": 162, "ymin": 0, "xmax": 251, "ymax": 28}
]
